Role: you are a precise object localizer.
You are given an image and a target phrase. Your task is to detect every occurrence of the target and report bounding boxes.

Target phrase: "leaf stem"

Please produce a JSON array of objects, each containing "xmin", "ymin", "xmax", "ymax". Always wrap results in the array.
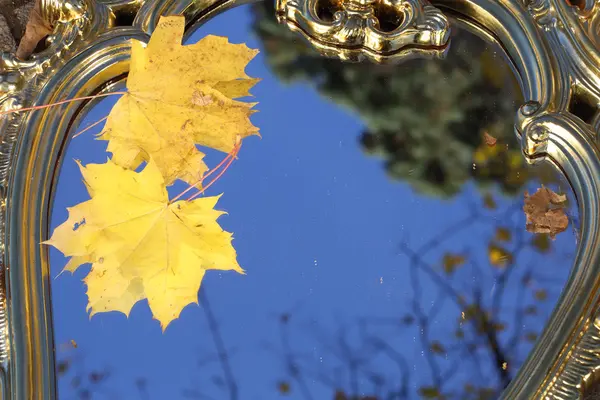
[
  {"xmin": 72, "ymin": 116, "xmax": 109, "ymax": 138},
  {"xmin": 170, "ymin": 136, "xmax": 241, "ymax": 203},
  {"xmin": 188, "ymin": 145, "xmax": 239, "ymax": 201},
  {"xmin": 0, "ymin": 91, "xmax": 127, "ymax": 116}
]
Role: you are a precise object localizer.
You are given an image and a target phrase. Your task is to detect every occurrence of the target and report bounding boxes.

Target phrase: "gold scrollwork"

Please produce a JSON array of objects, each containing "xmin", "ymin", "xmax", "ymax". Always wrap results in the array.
[
  {"xmin": 0, "ymin": 0, "xmax": 92, "ymax": 111},
  {"xmin": 275, "ymin": 0, "xmax": 451, "ymax": 62}
]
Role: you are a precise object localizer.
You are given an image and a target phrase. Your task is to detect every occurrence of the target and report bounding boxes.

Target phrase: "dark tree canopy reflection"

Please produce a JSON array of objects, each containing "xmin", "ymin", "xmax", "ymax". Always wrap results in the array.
[{"xmin": 250, "ymin": 1, "xmax": 558, "ymax": 198}]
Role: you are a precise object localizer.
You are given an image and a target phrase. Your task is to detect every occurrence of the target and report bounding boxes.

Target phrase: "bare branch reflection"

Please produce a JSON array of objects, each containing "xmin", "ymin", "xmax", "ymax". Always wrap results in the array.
[{"xmin": 266, "ymin": 191, "xmax": 572, "ymax": 399}]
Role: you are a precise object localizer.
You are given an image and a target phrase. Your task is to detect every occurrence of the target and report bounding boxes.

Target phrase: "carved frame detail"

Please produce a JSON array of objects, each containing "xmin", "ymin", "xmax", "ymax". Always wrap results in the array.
[{"xmin": 0, "ymin": 0, "xmax": 599, "ymax": 398}]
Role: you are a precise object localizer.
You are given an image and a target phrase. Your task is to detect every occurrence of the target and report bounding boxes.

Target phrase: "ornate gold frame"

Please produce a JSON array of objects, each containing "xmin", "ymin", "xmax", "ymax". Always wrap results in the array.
[{"xmin": 0, "ymin": 0, "xmax": 598, "ymax": 398}]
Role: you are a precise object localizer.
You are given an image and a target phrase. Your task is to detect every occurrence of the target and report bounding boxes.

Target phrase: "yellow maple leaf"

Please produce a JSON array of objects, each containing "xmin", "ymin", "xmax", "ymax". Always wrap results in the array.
[
  {"xmin": 99, "ymin": 15, "xmax": 260, "ymax": 185},
  {"xmin": 45, "ymin": 159, "xmax": 243, "ymax": 330}
]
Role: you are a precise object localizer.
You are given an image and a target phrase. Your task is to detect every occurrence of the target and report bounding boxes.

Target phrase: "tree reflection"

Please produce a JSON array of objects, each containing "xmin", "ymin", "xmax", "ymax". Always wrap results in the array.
[
  {"xmin": 247, "ymin": 9, "xmax": 573, "ymax": 398},
  {"xmin": 56, "ymin": 288, "xmax": 240, "ymax": 400},
  {"xmin": 265, "ymin": 191, "xmax": 574, "ymax": 399},
  {"xmin": 55, "ymin": 344, "xmax": 114, "ymax": 400},
  {"xmin": 250, "ymin": 1, "xmax": 558, "ymax": 199}
]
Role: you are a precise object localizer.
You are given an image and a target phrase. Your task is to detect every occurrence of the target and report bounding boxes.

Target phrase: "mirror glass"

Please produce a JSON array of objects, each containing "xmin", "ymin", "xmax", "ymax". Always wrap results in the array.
[{"xmin": 48, "ymin": 3, "xmax": 579, "ymax": 399}]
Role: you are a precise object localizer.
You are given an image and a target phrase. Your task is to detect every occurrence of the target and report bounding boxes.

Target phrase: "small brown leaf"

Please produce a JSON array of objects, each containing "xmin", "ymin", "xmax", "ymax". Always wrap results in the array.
[
  {"xmin": 419, "ymin": 386, "xmax": 441, "ymax": 398},
  {"xmin": 483, "ymin": 132, "xmax": 497, "ymax": 147},
  {"xmin": 334, "ymin": 390, "xmax": 347, "ymax": 400},
  {"xmin": 89, "ymin": 371, "xmax": 106, "ymax": 383},
  {"xmin": 483, "ymin": 193, "xmax": 497, "ymax": 209},
  {"xmin": 278, "ymin": 381, "xmax": 291, "ymax": 394},
  {"xmin": 442, "ymin": 253, "xmax": 465, "ymax": 275},
  {"xmin": 534, "ymin": 289, "xmax": 547, "ymax": 301},
  {"xmin": 531, "ymin": 234, "xmax": 551, "ymax": 253},
  {"xmin": 70, "ymin": 339, "xmax": 77, "ymax": 349},
  {"xmin": 525, "ymin": 332, "xmax": 538, "ymax": 342},
  {"xmin": 430, "ymin": 341, "xmax": 446, "ymax": 355},
  {"xmin": 493, "ymin": 322, "xmax": 506, "ymax": 332},
  {"xmin": 478, "ymin": 388, "xmax": 497, "ymax": 400},
  {"xmin": 524, "ymin": 305, "xmax": 537, "ymax": 315},
  {"xmin": 461, "ymin": 305, "xmax": 479, "ymax": 321},
  {"xmin": 495, "ymin": 227, "xmax": 511, "ymax": 242},
  {"xmin": 71, "ymin": 376, "xmax": 81, "ymax": 388},
  {"xmin": 523, "ymin": 187, "xmax": 569, "ymax": 238},
  {"xmin": 57, "ymin": 360, "xmax": 70, "ymax": 376}
]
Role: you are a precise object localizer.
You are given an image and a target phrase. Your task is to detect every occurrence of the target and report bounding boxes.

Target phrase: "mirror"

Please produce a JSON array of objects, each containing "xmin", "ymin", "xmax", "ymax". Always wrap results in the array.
[{"xmin": 47, "ymin": 3, "xmax": 579, "ymax": 399}]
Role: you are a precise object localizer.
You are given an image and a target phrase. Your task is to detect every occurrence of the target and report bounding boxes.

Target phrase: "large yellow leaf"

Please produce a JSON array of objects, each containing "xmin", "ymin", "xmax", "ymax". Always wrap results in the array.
[
  {"xmin": 99, "ymin": 16, "xmax": 260, "ymax": 185},
  {"xmin": 45, "ymin": 160, "xmax": 243, "ymax": 330}
]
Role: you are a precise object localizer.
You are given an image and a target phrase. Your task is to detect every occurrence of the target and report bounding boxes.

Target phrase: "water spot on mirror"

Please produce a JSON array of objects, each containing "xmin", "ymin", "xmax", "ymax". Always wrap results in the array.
[{"xmin": 48, "ymin": 4, "xmax": 578, "ymax": 400}]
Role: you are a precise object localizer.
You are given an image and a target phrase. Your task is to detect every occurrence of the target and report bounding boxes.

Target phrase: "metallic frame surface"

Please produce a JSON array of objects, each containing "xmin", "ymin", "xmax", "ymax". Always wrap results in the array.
[{"xmin": 0, "ymin": 0, "xmax": 598, "ymax": 398}]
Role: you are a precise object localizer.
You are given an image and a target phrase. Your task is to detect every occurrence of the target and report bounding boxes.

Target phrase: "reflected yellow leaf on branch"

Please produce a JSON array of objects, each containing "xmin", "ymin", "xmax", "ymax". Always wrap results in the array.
[
  {"xmin": 488, "ymin": 243, "xmax": 513, "ymax": 268},
  {"xmin": 473, "ymin": 145, "xmax": 499, "ymax": 165},
  {"xmin": 99, "ymin": 16, "xmax": 260, "ymax": 186},
  {"xmin": 45, "ymin": 160, "xmax": 243, "ymax": 330}
]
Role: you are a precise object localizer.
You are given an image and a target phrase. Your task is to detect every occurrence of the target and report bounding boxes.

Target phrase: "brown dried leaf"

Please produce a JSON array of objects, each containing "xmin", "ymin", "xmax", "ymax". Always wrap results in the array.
[
  {"xmin": 525, "ymin": 332, "xmax": 538, "ymax": 342},
  {"xmin": 483, "ymin": 193, "xmax": 496, "ymax": 209},
  {"xmin": 419, "ymin": 386, "xmax": 441, "ymax": 399},
  {"xmin": 524, "ymin": 305, "xmax": 537, "ymax": 315},
  {"xmin": 531, "ymin": 234, "xmax": 551, "ymax": 253},
  {"xmin": 57, "ymin": 360, "xmax": 70, "ymax": 376},
  {"xmin": 278, "ymin": 381, "xmax": 291, "ymax": 394},
  {"xmin": 15, "ymin": 0, "xmax": 53, "ymax": 60},
  {"xmin": 495, "ymin": 227, "xmax": 511, "ymax": 242},
  {"xmin": 483, "ymin": 131, "xmax": 497, "ymax": 147},
  {"xmin": 442, "ymin": 253, "xmax": 465, "ymax": 275},
  {"xmin": 430, "ymin": 341, "xmax": 446, "ymax": 354},
  {"xmin": 523, "ymin": 187, "xmax": 569, "ymax": 239},
  {"xmin": 534, "ymin": 289, "xmax": 547, "ymax": 301},
  {"xmin": 493, "ymin": 322, "xmax": 506, "ymax": 332},
  {"xmin": 334, "ymin": 390, "xmax": 347, "ymax": 400}
]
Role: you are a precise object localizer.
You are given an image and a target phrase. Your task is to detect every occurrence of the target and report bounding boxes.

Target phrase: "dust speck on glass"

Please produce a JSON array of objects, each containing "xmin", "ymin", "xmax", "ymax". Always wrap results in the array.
[{"xmin": 48, "ymin": 3, "xmax": 576, "ymax": 400}]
